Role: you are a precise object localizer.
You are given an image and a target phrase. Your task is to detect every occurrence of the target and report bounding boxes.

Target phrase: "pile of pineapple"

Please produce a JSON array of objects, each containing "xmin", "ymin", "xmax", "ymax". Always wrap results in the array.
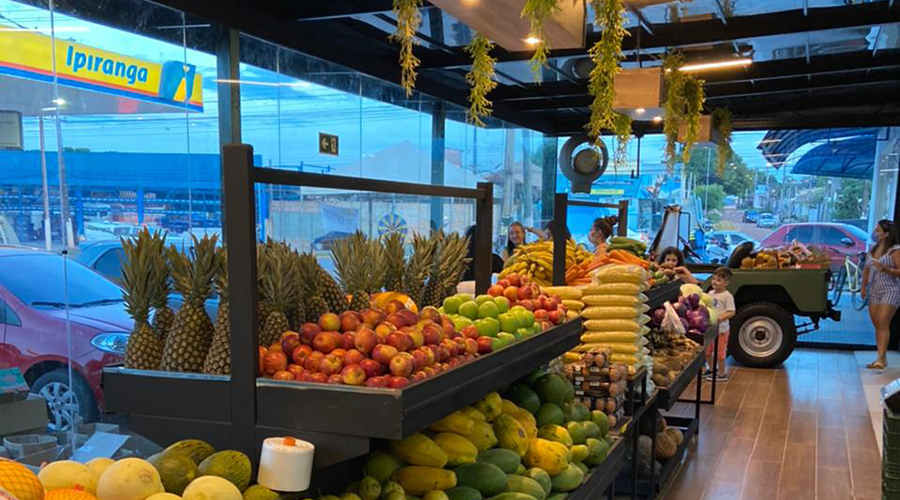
[{"xmin": 120, "ymin": 229, "xmax": 470, "ymax": 375}]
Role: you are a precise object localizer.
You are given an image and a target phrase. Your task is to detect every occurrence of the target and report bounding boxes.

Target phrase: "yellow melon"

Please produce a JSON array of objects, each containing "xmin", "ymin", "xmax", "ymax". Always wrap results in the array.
[
  {"xmin": 96, "ymin": 458, "xmax": 163, "ymax": 500},
  {"xmin": 146, "ymin": 494, "xmax": 182, "ymax": 500},
  {"xmin": 39, "ymin": 461, "xmax": 99, "ymax": 494},
  {"xmin": 181, "ymin": 476, "xmax": 241, "ymax": 500},
  {"xmin": 0, "ymin": 459, "xmax": 44, "ymax": 500},
  {"xmin": 86, "ymin": 459, "xmax": 115, "ymax": 480}
]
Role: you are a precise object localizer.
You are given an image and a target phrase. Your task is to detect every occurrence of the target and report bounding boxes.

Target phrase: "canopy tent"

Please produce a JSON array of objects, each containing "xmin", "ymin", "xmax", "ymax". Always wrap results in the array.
[{"xmin": 757, "ymin": 128, "xmax": 879, "ymax": 179}]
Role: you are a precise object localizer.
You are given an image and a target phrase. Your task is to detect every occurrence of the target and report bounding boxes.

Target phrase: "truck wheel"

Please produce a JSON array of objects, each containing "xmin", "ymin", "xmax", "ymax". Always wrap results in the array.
[{"xmin": 729, "ymin": 302, "xmax": 796, "ymax": 368}]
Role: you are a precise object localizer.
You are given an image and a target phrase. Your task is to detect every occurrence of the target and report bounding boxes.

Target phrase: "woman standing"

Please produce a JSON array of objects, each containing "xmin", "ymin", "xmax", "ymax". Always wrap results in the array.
[
  {"xmin": 588, "ymin": 216, "xmax": 619, "ymax": 252},
  {"xmin": 501, "ymin": 222, "xmax": 541, "ymax": 263},
  {"xmin": 862, "ymin": 219, "xmax": 900, "ymax": 369}
]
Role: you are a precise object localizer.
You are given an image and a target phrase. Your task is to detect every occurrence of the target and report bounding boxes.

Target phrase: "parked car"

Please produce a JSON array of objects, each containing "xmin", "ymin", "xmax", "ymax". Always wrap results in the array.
[
  {"xmin": 757, "ymin": 213, "xmax": 778, "ymax": 229},
  {"xmin": 0, "ymin": 247, "xmax": 133, "ymax": 430},
  {"xmin": 706, "ymin": 231, "xmax": 760, "ymax": 256},
  {"xmin": 743, "ymin": 210, "xmax": 760, "ymax": 223},
  {"xmin": 761, "ymin": 222, "xmax": 869, "ymax": 270},
  {"xmin": 313, "ymin": 231, "xmax": 352, "ymax": 251}
]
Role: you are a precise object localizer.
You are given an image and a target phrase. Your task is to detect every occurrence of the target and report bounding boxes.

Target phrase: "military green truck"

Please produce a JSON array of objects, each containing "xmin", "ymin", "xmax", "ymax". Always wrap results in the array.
[{"xmin": 686, "ymin": 265, "xmax": 841, "ymax": 368}]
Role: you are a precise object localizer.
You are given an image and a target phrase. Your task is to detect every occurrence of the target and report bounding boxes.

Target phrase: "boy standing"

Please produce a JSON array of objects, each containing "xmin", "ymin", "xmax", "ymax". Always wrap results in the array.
[{"xmin": 706, "ymin": 267, "xmax": 735, "ymax": 381}]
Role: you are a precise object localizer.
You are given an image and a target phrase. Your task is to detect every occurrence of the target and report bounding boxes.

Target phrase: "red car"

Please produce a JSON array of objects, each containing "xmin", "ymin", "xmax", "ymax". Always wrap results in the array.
[
  {"xmin": 761, "ymin": 222, "xmax": 869, "ymax": 270},
  {"xmin": 0, "ymin": 247, "xmax": 132, "ymax": 430}
]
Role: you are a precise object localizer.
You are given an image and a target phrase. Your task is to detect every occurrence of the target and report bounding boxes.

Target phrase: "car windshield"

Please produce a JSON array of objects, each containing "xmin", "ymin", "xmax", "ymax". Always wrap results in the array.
[
  {"xmin": 844, "ymin": 224, "xmax": 868, "ymax": 242},
  {"xmin": 0, "ymin": 254, "xmax": 122, "ymax": 308}
]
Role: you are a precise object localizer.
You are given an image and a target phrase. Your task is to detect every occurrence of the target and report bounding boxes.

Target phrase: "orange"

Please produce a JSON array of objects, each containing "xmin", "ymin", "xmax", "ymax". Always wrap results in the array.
[
  {"xmin": 0, "ymin": 458, "xmax": 44, "ymax": 500},
  {"xmin": 44, "ymin": 490, "xmax": 99, "ymax": 500}
]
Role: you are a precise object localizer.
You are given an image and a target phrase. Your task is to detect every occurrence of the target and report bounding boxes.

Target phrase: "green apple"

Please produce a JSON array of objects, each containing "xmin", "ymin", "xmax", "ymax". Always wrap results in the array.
[
  {"xmin": 491, "ymin": 337, "xmax": 505, "ymax": 351},
  {"xmin": 513, "ymin": 311, "xmax": 529, "ymax": 329},
  {"xmin": 475, "ymin": 294, "xmax": 494, "ymax": 305},
  {"xmin": 443, "ymin": 296, "xmax": 463, "ymax": 315},
  {"xmin": 456, "ymin": 293, "xmax": 474, "ymax": 302},
  {"xmin": 499, "ymin": 313, "xmax": 519, "ymax": 334},
  {"xmin": 510, "ymin": 305, "xmax": 527, "ymax": 313},
  {"xmin": 438, "ymin": 307, "xmax": 445, "ymax": 314},
  {"xmin": 493, "ymin": 296, "xmax": 510, "ymax": 313},
  {"xmin": 497, "ymin": 332, "xmax": 516, "ymax": 346},
  {"xmin": 478, "ymin": 300, "xmax": 500, "ymax": 319},
  {"xmin": 522, "ymin": 310, "xmax": 535, "ymax": 327},
  {"xmin": 516, "ymin": 327, "xmax": 531, "ymax": 340},
  {"xmin": 459, "ymin": 301, "xmax": 480, "ymax": 320},
  {"xmin": 483, "ymin": 317, "xmax": 501, "ymax": 337},
  {"xmin": 452, "ymin": 315, "xmax": 473, "ymax": 331},
  {"xmin": 474, "ymin": 319, "xmax": 495, "ymax": 338}
]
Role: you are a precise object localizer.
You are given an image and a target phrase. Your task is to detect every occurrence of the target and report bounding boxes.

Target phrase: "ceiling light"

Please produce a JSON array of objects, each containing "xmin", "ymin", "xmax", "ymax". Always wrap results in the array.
[
  {"xmin": 652, "ymin": 116, "xmax": 663, "ymax": 123},
  {"xmin": 524, "ymin": 36, "xmax": 541, "ymax": 45},
  {"xmin": 679, "ymin": 58, "xmax": 752, "ymax": 72},
  {"xmin": 635, "ymin": 108, "xmax": 646, "ymax": 114}
]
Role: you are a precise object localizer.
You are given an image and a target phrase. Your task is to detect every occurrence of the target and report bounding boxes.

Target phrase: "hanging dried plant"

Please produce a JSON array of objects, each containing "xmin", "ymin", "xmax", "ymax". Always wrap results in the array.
[
  {"xmin": 712, "ymin": 108, "xmax": 734, "ymax": 176},
  {"xmin": 662, "ymin": 52, "xmax": 705, "ymax": 171},
  {"xmin": 464, "ymin": 34, "xmax": 498, "ymax": 128},
  {"xmin": 586, "ymin": 0, "xmax": 629, "ymax": 148},
  {"xmin": 390, "ymin": 0, "xmax": 424, "ymax": 97},
  {"xmin": 681, "ymin": 76, "xmax": 705, "ymax": 164},
  {"xmin": 611, "ymin": 112, "xmax": 632, "ymax": 170},
  {"xmin": 521, "ymin": 0, "xmax": 560, "ymax": 82},
  {"xmin": 721, "ymin": 0, "xmax": 736, "ymax": 18}
]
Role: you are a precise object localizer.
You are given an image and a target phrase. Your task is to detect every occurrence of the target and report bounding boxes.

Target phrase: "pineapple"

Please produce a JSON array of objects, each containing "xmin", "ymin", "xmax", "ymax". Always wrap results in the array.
[
  {"xmin": 367, "ymin": 236, "xmax": 387, "ymax": 296},
  {"xmin": 257, "ymin": 244, "xmax": 274, "ymax": 334},
  {"xmin": 298, "ymin": 252, "xmax": 330, "ymax": 320},
  {"xmin": 333, "ymin": 232, "xmax": 375, "ymax": 311},
  {"xmin": 422, "ymin": 231, "xmax": 470, "ymax": 307},
  {"xmin": 318, "ymin": 265, "xmax": 348, "ymax": 314},
  {"xmin": 442, "ymin": 232, "xmax": 471, "ymax": 300},
  {"xmin": 203, "ymin": 247, "xmax": 230, "ymax": 375},
  {"xmin": 259, "ymin": 241, "xmax": 300, "ymax": 347},
  {"xmin": 288, "ymin": 250, "xmax": 308, "ymax": 329},
  {"xmin": 403, "ymin": 233, "xmax": 436, "ymax": 306},
  {"xmin": 122, "ymin": 230, "xmax": 163, "ymax": 370},
  {"xmin": 160, "ymin": 234, "xmax": 218, "ymax": 373},
  {"xmin": 147, "ymin": 230, "xmax": 175, "ymax": 342},
  {"xmin": 382, "ymin": 232, "xmax": 406, "ymax": 292}
]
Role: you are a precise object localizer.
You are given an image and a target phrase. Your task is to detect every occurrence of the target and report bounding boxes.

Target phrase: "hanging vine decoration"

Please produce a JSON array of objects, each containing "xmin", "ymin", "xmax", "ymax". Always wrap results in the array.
[
  {"xmin": 662, "ymin": 52, "xmax": 706, "ymax": 171},
  {"xmin": 712, "ymin": 108, "xmax": 734, "ymax": 176},
  {"xmin": 586, "ymin": 0, "xmax": 631, "ymax": 168},
  {"xmin": 390, "ymin": 0, "xmax": 424, "ymax": 97},
  {"xmin": 521, "ymin": 0, "xmax": 560, "ymax": 82},
  {"xmin": 721, "ymin": 0, "xmax": 736, "ymax": 18},
  {"xmin": 464, "ymin": 34, "xmax": 498, "ymax": 128}
]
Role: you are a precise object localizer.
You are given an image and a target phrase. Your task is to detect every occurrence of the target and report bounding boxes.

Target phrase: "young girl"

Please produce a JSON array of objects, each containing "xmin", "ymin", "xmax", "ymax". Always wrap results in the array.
[{"xmin": 658, "ymin": 246, "xmax": 685, "ymax": 268}]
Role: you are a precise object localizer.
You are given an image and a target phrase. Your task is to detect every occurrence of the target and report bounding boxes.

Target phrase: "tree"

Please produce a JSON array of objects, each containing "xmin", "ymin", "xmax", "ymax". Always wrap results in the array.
[
  {"xmin": 684, "ymin": 147, "xmax": 754, "ymax": 198},
  {"xmin": 695, "ymin": 184, "xmax": 726, "ymax": 211},
  {"xmin": 833, "ymin": 179, "xmax": 867, "ymax": 220}
]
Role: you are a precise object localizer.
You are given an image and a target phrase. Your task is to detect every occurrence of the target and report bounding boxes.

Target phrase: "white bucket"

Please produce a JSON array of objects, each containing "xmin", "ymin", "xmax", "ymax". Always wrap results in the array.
[{"xmin": 257, "ymin": 437, "xmax": 315, "ymax": 492}]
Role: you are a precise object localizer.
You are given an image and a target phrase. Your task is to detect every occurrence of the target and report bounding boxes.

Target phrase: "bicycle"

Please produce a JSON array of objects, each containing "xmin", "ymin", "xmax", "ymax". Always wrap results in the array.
[{"xmin": 831, "ymin": 252, "xmax": 868, "ymax": 311}]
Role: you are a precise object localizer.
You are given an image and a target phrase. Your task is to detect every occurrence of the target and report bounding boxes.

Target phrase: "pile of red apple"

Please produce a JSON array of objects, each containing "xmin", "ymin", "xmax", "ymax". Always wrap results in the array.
[
  {"xmin": 487, "ymin": 273, "xmax": 569, "ymax": 327},
  {"xmin": 259, "ymin": 300, "xmax": 494, "ymax": 389}
]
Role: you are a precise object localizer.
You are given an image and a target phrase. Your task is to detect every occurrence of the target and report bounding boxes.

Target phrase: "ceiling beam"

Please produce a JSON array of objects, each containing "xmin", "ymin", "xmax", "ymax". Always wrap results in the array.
[
  {"xmin": 266, "ymin": 0, "xmax": 399, "ymax": 21},
  {"xmin": 419, "ymin": 2, "xmax": 900, "ymax": 68}
]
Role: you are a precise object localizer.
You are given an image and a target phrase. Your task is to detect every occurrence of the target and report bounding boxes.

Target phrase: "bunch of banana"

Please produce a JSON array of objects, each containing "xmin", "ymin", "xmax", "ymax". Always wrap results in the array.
[
  {"xmin": 500, "ymin": 239, "xmax": 593, "ymax": 286},
  {"xmin": 566, "ymin": 239, "xmax": 593, "ymax": 269}
]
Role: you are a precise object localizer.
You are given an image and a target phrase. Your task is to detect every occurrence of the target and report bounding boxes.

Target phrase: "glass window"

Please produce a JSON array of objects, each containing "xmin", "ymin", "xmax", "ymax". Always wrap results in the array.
[
  {"xmin": 786, "ymin": 226, "xmax": 813, "ymax": 242},
  {"xmin": 821, "ymin": 227, "xmax": 848, "ymax": 245},
  {"xmin": 5, "ymin": 302, "xmax": 21, "ymax": 327},
  {"xmin": 94, "ymin": 248, "xmax": 125, "ymax": 284},
  {"xmin": 0, "ymin": 254, "xmax": 121, "ymax": 308}
]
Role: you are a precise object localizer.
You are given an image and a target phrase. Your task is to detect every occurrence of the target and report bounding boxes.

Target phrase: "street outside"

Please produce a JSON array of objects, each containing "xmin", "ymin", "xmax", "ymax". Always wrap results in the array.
[{"xmin": 712, "ymin": 206, "xmax": 774, "ymax": 242}]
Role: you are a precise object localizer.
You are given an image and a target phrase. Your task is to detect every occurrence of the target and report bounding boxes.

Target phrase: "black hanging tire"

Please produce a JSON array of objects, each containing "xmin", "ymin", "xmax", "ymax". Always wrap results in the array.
[{"xmin": 728, "ymin": 302, "xmax": 796, "ymax": 368}]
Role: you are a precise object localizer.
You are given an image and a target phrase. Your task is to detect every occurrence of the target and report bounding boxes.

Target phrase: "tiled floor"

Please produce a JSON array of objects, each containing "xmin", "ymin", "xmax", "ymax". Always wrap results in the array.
[{"xmin": 659, "ymin": 349, "xmax": 882, "ymax": 500}]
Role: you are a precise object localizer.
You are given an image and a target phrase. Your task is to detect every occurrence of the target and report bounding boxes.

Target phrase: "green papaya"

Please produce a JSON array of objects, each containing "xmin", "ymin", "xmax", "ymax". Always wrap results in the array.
[
  {"xmin": 537, "ymin": 425, "xmax": 573, "ymax": 448},
  {"xmin": 505, "ymin": 475, "xmax": 547, "ymax": 500},
  {"xmin": 571, "ymin": 403, "xmax": 590, "ymax": 422},
  {"xmin": 515, "ymin": 464, "xmax": 526, "ymax": 475},
  {"xmin": 535, "ymin": 404, "xmax": 565, "ymax": 428},
  {"xmin": 565, "ymin": 422, "xmax": 586, "ymax": 445},
  {"xmin": 367, "ymin": 452, "xmax": 406, "ymax": 483},
  {"xmin": 477, "ymin": 448, "xmax": 522, "ymax": 474},
  {"xmin": 546, "ymin": 494, "xmax": 567, "ymax": 500},
  {"xmin": 485, "ymin": 494, "xmax": 537, "ymax": 500},
  {"xmin": 506, "ymin": 385, "xmax": 541, "ymax": 415},
  {"xmin": 454, "ymin": 463, "xmax": 508, "ymax": 497},
  {"xmin": 569, "ymin": 445, "xmax": 589, "ymax": 464},
  {"xmin": 533, "ymin": 374, "xmax": 569, "ymax": 405},
  {"xmin": 584, "ymin": 438, "xmax": 610, "ymax": 467},
  {"xmin": 590, "ymin": 411, "xmax": 610, "ymax": 438},
  {"xmin": 574, "ymin": 462, "xmax": 588, "ymax": 476},
  {"xmin": 446, "ymin": 487, "xmax": 482, "ymax": 500},
  {"xmin": 580, "ymin": 421, "xmax": 601, "ymax": 440},
  {"xmin": 549, "ymin": 464, "xmax": 584, "ymax": 493},
  {"xmin": 390, "ymin": 434, "xmax": 448, "ymax": 468},
  {"xmin": 523, "ymin": 368, "xmax": 547, "ymax": 386},
  {"xmin": 524, "ymin": 468, "xmax": 551, "ymax": 497}
]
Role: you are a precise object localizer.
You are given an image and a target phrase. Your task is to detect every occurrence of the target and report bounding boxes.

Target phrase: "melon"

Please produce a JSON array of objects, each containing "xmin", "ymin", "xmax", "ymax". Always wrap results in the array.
[
  {"xmin": 241, "ymin": 485, "xmax": 279, "ymax": 500},
  {"xmin": 197, "ymin": 451, "xmax": 251, "ymax": 491},
  {"xmin": 164, "ymin": 441, "xmax": 215, "ymax": 466},
  {"xmin": 87, "ymin": 459, "xmax": 115, "ymax": 480},
  {"xmin": 148, "ymin": 451, "xmax": 198, "ymax": 495},
  {"xmin": 182, "ymin": 476, "xmax": 241, "ymax": 500},
  {"xmin": 39, "ymin": 461, "xmax": 99, "ymax": 494},
  {"xmin": 146, "ymin": 494, "xmax": 182, "ymax": 500},
  {"xmin": 97, "ymin": 458, "xmax": 163, "ymax": 500},
  {"xmin": 44, "ymin": 490, "xmax": 100, "ymax": 500}
]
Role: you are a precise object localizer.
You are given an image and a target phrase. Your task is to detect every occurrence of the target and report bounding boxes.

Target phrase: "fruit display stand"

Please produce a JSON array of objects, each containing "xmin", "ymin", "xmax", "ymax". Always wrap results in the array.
[
  {"xmin": 566, "ymin": 437, "xmax": 628, "ymax": 500},
  {"xmin": 550, "ymin": 193, "xmax": 628, "ymax": 287}
]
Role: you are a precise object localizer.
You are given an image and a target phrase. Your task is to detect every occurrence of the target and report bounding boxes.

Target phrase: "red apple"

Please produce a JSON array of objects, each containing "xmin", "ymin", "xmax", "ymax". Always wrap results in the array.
[
  {"xmin": 340, "ymin": 311, "xmax": 361, "ymax": 332},
  {"xmin": 548, "ymin": 310, "xmax": 561, "ymax": 325},
  {"xmin": 424, "ymin": 366, "xmax": 437, "ymax": 377},
  {"xmin": 437, "ymin": 345, "xmax": 452, "ymax": 363},
  {"xmin": 313, "ymin": 332, "xmax": 339, "ymax": 353},
  {"xmin": 331, "ymin": 348, "xmax": 347, "ymax": 359},
  {"xmin": 320, "ymin": 354, "xmax": 344, "ymax": 376},
  {"xmin": 386, "ymin": 299, "xmax": 407, "ymax": 314},
  {"xmin": 365, "ymin": 375, "xmax": 390, "ymax": 388},
  {"xmin": 497, "ymin": 278, "xmax": 510, "ymax": 288},
  {"xmin": 540, "ymin": 320, "xmax": 553, "ymax": 331},
  {"xmin": 299, "ymin": 323, "xmax": 322, "ymax": 345},
  {"xmin": 390, "ymin": 352, "xmax": 414, "ymax": 378},
  {"xmin": 465, "ymin": 353, "xmax": 476, "ymax": 361},
  {"xmin": 464, "ymin": 338, "xmax": 479, "ymax": 355},
  {"xmin": 517, "ymin": 285, "xmax": 534, "ymax": 301},
  {"xmin": 477, "ymin": 336, "xmax": 493, "ymax": 354},
  {"xmin": 359, "ymin": 308, "xmax": 384, "ymax": 327},
  {"xmin": 412, "ymin": 371, "xmax": 428, "ymax": 382},
  {"xmin": 425, "ymin": 344, "xmax": 439, "ymax": 360},
  {"xmin": 449, "ymin": 357, "xmax": 461, "ymax": 368},
  {"xmin": 372, "ymin": 344, "xmax": 399, "ymax": 365},
  {"xmin": 441, "ymin": 361, "xmax": 452, "ymax": 371},
  {"xmin": 441, "ymin": 315, "xmax": 456, "ymax": 335},
  {"xmin": 359, "ymin": 358, "xmax": 383, "ymax": 378},
  {"xmin": 419, "ymin": 306, "xmax": 441, "ymax": 323},
  {"xmin": 304, "ymin": 351, "xmax": 325, "ymax": 372},
  {"xmin": 407, "ymin": 329, "xmax": 425, "ymax": 349},
  {"xmin": 341, "ymin": 331, "xmax": 356, "ymax": 350},
  {"xmin": 386, "ymin": 313, "xmax": 406, "ymax": 328},
  {"xmin": 273, "ymin": 370, "xmax": 294, "ymax": 381},
  {"xmin": 344, "ymin": 349, "xmax": 365, "ymax": 366},
  {"xmin": 534, "ymin": 309, "xmax": 550, "ymax": 321},
  {"xmin": 398, "ymin": 309, "xmax": 419, "ymax": 327},
  {"xmin": 507, "ymin": 273, "xmax": 521, "ymax": 287},
  {"xmin": 264, "ymin": 350, "xmax": 288, "ymax": 375},
  {"xmin": 488, "ymin": 284, "xmax": 505, "ymax": 297},
  {"xmin": 281, "ymin": 331, "xmax": 301, "ymax": 354},
  {"xmin": 258, "ymin": 346, "xmax": 268, "ymax": 376},
  {"xmin": 423, "ymin": 323, "xmax": 445, "ymax": 345},
  {"xmin": 389, "ymin": 376, "xmax": 410, "ymax": 389},
  {"xmin": 268, "ymin": 343, "xmax": 283, "ymax": 352},
  {"xmin": 545, "ymin": 296, "xmax": 560, "ymax": 310},
  {"xmin": 504, "ymin": 286, "xmax": 519, "ymax": 302},
  {"xmin": 385, "ymin": 332, "xmax": 409, "ymax": 352},
  {"xmin": 318, "ymin": 313, "xmax": 340, "ymax": 332},
  {"xmin": 291, "ymin": 344, "xmax": 313, "ymax": 365},
  {"xmin": 308, "ymin": 372, "xmax": 328, "ymax": 383},
  {"xmin": 354, "ymin": 327, "xmax": 378, "ymax": 354},
  {"xmin": 447, "ymin": 329, "xmax": 463, "ymax": 340},
  {"xmin": 327, "ymin": 374, "xmax": 343, "ymax": 384},
  {"xmin": 341, "ymin": 364, "xmax": 366, "ymax": 385},
  {"xmin": 453, "ymin": 336, "xmax": 467, "ymax": 354},
  {"xmin": 411, "ymin": 349, "xmax": 428, "ymax": 372},
  {"xmin": 287, "ymin": 363, "xmax": 305, "ymax": 378},
  {"xmin": 462, "ymin": 325, "xmax": 480, "ymax": 340},
  {"xmin": 518, "ymin": 299, "xmax": 535, "ymax": 311}
]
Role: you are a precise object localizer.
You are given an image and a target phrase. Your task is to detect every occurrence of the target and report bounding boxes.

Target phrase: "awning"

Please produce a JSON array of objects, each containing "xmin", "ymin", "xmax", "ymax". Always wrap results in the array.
[{"xmin": 756, "ymin": 128, "xmax": 878, "ymax": 177}]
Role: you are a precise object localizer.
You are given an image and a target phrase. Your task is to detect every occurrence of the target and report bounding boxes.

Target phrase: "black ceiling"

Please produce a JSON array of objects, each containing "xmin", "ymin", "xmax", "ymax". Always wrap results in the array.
[{"xmin": 149, "ymin": 0, "xmax": 900, "ymax": 136}]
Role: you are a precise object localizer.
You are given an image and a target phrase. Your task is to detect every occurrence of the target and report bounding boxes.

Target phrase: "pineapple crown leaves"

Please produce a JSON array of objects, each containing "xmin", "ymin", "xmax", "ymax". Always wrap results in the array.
[
  {"xmin": 296, "ymin": 251, "xmax": 323, "ymax": 296},
  {"xmin": 166, "ymin": 233, "xmax": 219, "ymax": 306},
  {"xmin": 332, "ymin": 231, "xmax": 371, "ymax": 294},
  {"xmin": 145, "ymin": 229, "xmax": 171, "ymax": 309},
  {"xmin": 382, "ymin": 232, "xmax": 407, "ymax": 291},
  {"xmin": 367, "ymin": 237, "xmax": 388, "ymax": 293},
  {"xmin": 259, "ymin": 240, "xmax": 300, "ymax": 312},
  {"xmin": 402, "ymin": 232, "xmax": 436, "ymax": 301},
  {"xmin": 120, "ymin": 231, "xmax": 154, "ymax": 324}
]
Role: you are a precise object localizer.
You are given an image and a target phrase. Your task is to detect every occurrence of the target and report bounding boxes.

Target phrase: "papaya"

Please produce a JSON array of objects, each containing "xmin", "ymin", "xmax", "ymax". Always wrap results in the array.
[
  {"xmin": 571, "ymin": 402, "xmax": 590, "ymax": 422},
  {"xmin": 573, "ymin": 462, "xmax": 588, "ymax": 476},
  {"xmin": 532, "ymin": 374, "xmax": 569, "ymax": 405},
  {"xmin": 454, "ymin": 463, "xmax": 507, "ymax": 497},
  {"xmin": 445, "ymin": 486, "xmax": 482, "ymax": 500},
  {"xmin": 505, "ymin": 475, "xmax": 547, "ymax": 500},
  {"xmin": 500, "ymin": 399, "xmax": 520, "ymax": 416},
  {"xmin": 430, "ymin": 412, "xmax": 475, "ymax": 436},
  {"xmin": 549, "ymin": 464, "xmax": 583, "ymax": 492},
  {"xmin": 546, "ymin": 494, "xmax": 567, "ymax": 500},
  {"xmin": 485, "ymin": 494, "xmax": 537, "ymax": 500},
  {"xmin": 535, "ymin": 404, "xmax": 565, "ymax": 428},
  {"xmin": 477, "ymin": 449, "xmax": 521, "ymax": 474},
  {"xmin": 537, "ymin": 425, "xmax": 573, "ymax": 448},
  {"xmin": 559, "ymin": 403, "xmax": 577, "ymax": 423},
  {"xmin": 508, "ymin": 408, "xmax": 538, "ymax": 439},
  {"xmin": 466, "ymin": 420, "xmax": 499, "ymax": 451},
  {"xmin": 359, "ymin": 477, "xmax": 382, "ymax": 500},
  {"xmin": 406, "ymin": 495, "xmax": 422, "ymax": 500},
  {"xmin": 367, "ymin": 452, "xmax": 406, "ymax": 484},
  {"xmin": 505, "ymin": 385, "xmax": 541, "ymax": 414},
  {"xmin": 584, "ymin": 438, "xmax": 610, "ymax": 467},
  {"xmin": 590, "ymin": 411, "xmax": 610, "ymax": 438},
  {"xmin": 460, "ymin": 406, "xmax": 487, "ymax": 422},
  {"xmin": 569, "ymin": 445, "xmax": 589, "ymax": 464},
  {"xmin": 523, "ymin": 368, "xmax": 547, "ymax": 386},
  {"xmin": 523, "ymin": 439, "xmax": 568, "ymax": 476},
  {"xmin": 433, "ymin": 433, "xmax": 478, "ymax": 466},
  {"xmin": 515, "ymin": 464, "xmax": 527, "ymax": 475},
  {"xmin": 389, "ymin": 434, "xmax": 449, "ymax": 468},
  {"xmin": 423, "ymin": 492, "xmax": 450, "ymax": 500},
  {"xmin": 475, "ymin": 392, "xmax": 503, "ymax": 421},
  {"xmin": 392, "ymin": 466, "xmax": 457, "ymax": 495},
  {"xmin": 524, "ymin": 469, "xmax": 551, "ymax": 496},
  {"xmin": 580, "ymin": 421, "xmax": 601, "ymax": 440},
  {"xmin": 494, "ymin": 414, "xmax": 529, "ymax": 457},
  {"xmin": 562, "ymin": 382, "xmax": 574, "ymax": 405},
  {"xmin": 565, "ymin": 422, "xmax": 586, "ymax": 445}
]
